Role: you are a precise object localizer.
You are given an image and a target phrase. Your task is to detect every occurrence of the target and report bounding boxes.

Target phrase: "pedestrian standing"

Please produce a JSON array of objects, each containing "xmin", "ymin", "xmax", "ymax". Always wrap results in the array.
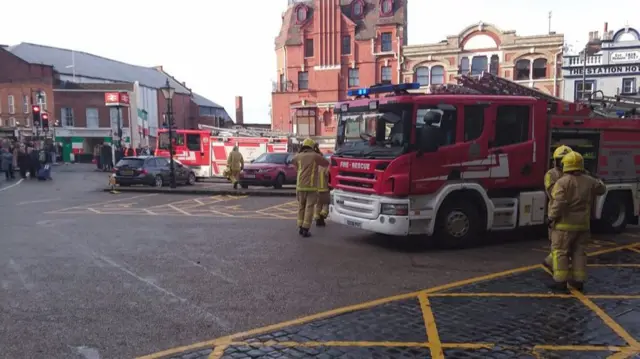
[
  {"xmin": 17, "ymin": 144, "xmax": 28, "ymax": 179},
  {"xmin": 1, "ymin": 147, "xmax": 15, "ymax": 180},
  {"xmin": 547, "ymin": 151, "xmax": 606, "ymax": 292},
  {"xmin": 292, "ymin": 138, "xmax": 330, "ymax": 237},
  {"xmin": 226, "ymin": 145, "xmax": 244, "ymax": 189},
  {"xmin": 542, "ymin": 145, "xmax": 573, "ymax": 270}
]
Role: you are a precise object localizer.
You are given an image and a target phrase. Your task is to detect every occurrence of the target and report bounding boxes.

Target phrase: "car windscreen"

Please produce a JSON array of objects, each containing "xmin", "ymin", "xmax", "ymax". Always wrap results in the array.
[
  {"xmin": 116, "ymin": 158, "xmax": 145, "ymax": 168},
  {"xmin": 253, "ymin": 153, "xmax": 288, "ymax": 164}
]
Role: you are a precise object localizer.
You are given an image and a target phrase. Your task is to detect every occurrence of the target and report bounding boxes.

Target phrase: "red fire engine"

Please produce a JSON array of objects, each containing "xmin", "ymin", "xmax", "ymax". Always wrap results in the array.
[
  {"xmin": 329, "ymin": 72, "xmax": 640, "ymax": 248},
  {"xmin": 156, "ymin": 125, "xmax": 289, "ymax": 180}
]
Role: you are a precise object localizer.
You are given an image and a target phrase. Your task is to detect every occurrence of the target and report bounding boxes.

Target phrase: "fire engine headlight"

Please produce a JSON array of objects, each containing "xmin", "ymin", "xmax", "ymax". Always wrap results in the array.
[{"xmin": 381, "ymin": 203, "xmax": 409, "ymax": 216}]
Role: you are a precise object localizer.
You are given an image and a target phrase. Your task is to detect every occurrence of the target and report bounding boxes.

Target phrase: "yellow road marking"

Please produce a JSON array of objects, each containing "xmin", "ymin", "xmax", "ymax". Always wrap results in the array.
[
  {"xmin": 419, "ymin": 293, "xmax": 444, "ymax": 359},
  {"xmin": 606, "ymin": 348, "xmax": 638, "ymax": 358},
  {"xmin": 587, "ymin": 243, "xmax": 640, "ymax": 257},
  {"xmin": 629, "ymin": 247, "xmax": 640, "ymax": 254},
  {"xmin": 46, "ymin": 193, "xmax": 158, "ymax": 213},
  {"xmin": 571, "ymin": 289, "xmax": 640, "ymax": 347},
  {"xmin": 589, "ymin": 264, "xmax": 640, "ymax": 268},
  {"xmin": 88, "ymin": 208, "xmax": 101, "ymax": 214},
  {"xmin": 428, "ymin": 292, "xmax": 640, "ymax": 300},
  {"xmin": 135, "ymin": 243, "xmax": 639, "ymax": 359},
  {"xmin": 207, "ymin": 344, "xmax": 228, "ymax": 359}
]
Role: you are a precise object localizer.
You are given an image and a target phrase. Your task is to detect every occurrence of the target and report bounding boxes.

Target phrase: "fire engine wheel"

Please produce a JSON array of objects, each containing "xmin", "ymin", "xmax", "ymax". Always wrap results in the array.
[
  {"xmin": 435, "ymin": 200, "xmax": 481, "ymax": 249},
  {"xmin": 273, "ymin": 173, "xmax": 285, "ymax": 189},
  {"xmin": 153, "ymin": 175, "xmax": 164, "ymax": 188},
  {"xmin": 598, "ymin": 193, "xmax": 628, "ymax": 233}
]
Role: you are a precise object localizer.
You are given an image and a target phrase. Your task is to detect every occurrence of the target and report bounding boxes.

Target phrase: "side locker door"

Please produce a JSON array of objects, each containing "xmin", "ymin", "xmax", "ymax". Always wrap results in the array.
[
  {"xmin": 488, "ymin": 104, "xmax": 536, "ymax": 187},
  {"xmin": 201, "ymin": 134, "xmax": 212, "ymax": 177}
]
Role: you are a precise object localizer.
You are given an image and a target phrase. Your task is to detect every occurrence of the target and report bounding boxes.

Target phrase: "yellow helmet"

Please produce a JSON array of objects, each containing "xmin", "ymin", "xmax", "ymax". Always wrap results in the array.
[
  {"xmin": 302, "ymin": 138, "xmax": 316, "ymax": 148},
  {"xmin": 561, "ymin": 151, "xmax": 584, "ymax": 173},
  {"xmin": 553, "ymin": 145, "xmax": 573, "ymax": 159}
]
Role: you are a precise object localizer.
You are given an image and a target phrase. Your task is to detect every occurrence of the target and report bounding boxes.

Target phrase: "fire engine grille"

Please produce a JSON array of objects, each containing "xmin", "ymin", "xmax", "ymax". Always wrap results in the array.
[
  {"xmin": 339, "ymin": 180, "xmax": 374, "ymax": 189},
  {"xmin": 338, "ymin": 171, "xmax": 375, "ymax": 179},
  {"xmin": 334, "ymin": 193, "xmax": 377, "ymax": 218}
]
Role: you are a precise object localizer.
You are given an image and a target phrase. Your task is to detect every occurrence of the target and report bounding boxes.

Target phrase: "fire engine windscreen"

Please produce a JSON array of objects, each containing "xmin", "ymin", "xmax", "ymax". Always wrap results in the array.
[
  {"xmin": 158, "ymin": 132, "xmax": 185, "ymax": 150},
  {"xmin": 335, "ymin": 106, "xmax": 409, "ymax": 158}
]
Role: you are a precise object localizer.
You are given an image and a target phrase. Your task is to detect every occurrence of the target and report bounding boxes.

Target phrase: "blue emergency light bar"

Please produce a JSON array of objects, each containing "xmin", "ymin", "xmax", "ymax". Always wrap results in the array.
[{"xmin": 347, "ymin": 82, "xmax": 421, "ymax": 97}]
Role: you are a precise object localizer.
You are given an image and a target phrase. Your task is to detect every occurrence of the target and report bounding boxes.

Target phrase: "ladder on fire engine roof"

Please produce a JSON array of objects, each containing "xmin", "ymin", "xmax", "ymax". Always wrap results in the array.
[
  {"xmin": 197, "ymin": 124, "xmax": 294, "ymax": 138},
  {"xmin": 583, "ymin": 90, "xmax": 640, "ymax": 118}
]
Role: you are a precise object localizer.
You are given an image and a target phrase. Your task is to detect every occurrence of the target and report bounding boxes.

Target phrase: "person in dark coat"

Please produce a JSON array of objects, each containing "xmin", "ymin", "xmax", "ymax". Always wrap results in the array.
[
  {"xmin": 28, "ymin": 146, "xmax": 41, "ymax": 179},
  {"xmin": 101, "ymin": 144, "xmax": 113, "ymax": 171},
  {"xmin": 17, "ymin": 144, "xmax": 29, "ymax": 179}
]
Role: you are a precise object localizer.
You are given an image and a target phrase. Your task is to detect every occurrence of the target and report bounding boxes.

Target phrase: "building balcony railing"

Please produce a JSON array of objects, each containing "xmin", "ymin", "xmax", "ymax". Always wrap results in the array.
[{"xmin": 563, "ymin": 55, "xmax": 602, "ymax": 67}]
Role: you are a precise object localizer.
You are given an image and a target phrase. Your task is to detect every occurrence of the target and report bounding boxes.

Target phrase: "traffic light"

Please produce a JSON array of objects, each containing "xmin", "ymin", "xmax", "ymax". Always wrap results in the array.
[
  {"xmin": 32, "ymin": 105, "xmax": 41, "ymax": 127},
  {"xmin": 42, "ymin": 113, "xmax": 50, "ymax": 131}
]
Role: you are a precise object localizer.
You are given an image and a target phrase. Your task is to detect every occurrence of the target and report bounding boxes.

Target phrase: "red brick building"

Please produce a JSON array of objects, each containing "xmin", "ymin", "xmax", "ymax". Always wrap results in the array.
[
  {"xmin": 0, "ymin": 46, "xmax": 55, "ymax": 139},
  {"xmin": 271, "ymin": 0, "xmax": 408, "ymax": 138}
]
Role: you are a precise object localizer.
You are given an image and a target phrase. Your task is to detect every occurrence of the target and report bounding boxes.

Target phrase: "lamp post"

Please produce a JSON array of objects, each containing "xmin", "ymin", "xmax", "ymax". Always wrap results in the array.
[{"xmin": 160, "ymin": 79, "xmax": 177, "ymax": 188}]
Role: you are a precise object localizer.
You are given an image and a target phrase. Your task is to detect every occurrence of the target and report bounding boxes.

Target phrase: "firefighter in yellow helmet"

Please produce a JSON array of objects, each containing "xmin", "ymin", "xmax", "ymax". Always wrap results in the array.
[
  {"xmin": 226, "ymin": 145, "xmax": 244, "ymax": 189},
  {"xmin": 313, "ymin": 143, "xmax": 330, "ymax": 226},
  {"xmin": 542, "ymin": 145, "xmax": 573, "ymax": 270},
  {"xmin": 292, "ymin": 138, "xmax": 330, "ymax": 237},
  {"xmin": 547, "ymin": 151, "xmax": 606, "ymax": 291}
]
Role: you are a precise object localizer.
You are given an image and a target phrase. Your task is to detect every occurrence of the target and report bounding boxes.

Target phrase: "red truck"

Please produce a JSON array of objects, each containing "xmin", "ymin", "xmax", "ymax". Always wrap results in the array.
[{"xmin": 328, "ymin": 73, "xmax": 640, "ymax": 248}]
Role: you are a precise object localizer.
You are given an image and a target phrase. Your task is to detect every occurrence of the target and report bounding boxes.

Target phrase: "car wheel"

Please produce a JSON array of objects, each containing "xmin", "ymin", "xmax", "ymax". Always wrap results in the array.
[
  {"xmin": 274, "ymin": 173, "xmax": 285, "ymax": 189},
  {"xmin": 153, "ymin": 175, "xmax": 163, "ymax": 187},
  {"xmin": 187, "ymin": 172, "xmax": 196, "ymax": 185}
]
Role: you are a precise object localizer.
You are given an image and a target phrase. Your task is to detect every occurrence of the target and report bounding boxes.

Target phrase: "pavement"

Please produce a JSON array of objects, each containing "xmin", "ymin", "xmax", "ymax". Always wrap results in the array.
[{"xmin": 0, "ymin": 168, "xmax": 639, "ymax": 359}]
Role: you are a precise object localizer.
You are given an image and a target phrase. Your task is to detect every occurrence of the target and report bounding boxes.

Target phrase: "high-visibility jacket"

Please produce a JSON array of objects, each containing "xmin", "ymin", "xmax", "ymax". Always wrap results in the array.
[
  {"xmin": 549, "ymin": 173, "xmax": 606, "ymax": 231},
  {"xmin": 317, "ymin": 166, "xmax": 329, "ymax": 192},
  {"xmin": 227, "ymin": 150, "xmax": 244, "ymax": 171},
  {"xmin": 292, "ymin": 149, "xmax": 329, "ymax": 192},
  {"xmin": 544, "ymin": 167, "xmax": 563, "ymax": 211}
]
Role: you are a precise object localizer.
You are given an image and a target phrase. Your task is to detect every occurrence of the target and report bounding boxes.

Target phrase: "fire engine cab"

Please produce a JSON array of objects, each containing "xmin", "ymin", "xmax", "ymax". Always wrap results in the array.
[
  {"xmin": 329, "ymin": 73, "xmax": 640, "ymax": 248},
  {"xmin": 156, "ymin": 125, "xmax": 290, "ymax": 180}
]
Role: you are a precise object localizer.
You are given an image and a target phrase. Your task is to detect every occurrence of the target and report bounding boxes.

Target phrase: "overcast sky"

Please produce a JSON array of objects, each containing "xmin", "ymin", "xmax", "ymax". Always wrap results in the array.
[{"xmin": 2, "ymin": 0, "xmax": 637, "ymax": 124}]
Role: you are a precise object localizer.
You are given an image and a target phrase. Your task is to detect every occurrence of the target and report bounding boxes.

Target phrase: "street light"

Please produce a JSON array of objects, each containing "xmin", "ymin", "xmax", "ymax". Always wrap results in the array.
[{"xmin": 160, "ymin": 79, "xmax": 177, "ymax": 188}]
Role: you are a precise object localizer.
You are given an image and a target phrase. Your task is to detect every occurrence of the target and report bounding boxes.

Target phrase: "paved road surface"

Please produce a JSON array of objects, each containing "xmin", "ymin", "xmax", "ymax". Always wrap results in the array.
[{"xmin": 1, "ymin": 168, "xmax": 638, "ymax": 358}]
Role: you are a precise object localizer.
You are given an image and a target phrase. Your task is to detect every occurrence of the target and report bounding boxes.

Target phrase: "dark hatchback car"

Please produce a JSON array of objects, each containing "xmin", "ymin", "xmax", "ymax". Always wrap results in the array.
[
  {"xmin": 114, "ymin": 156, "xmax": 196, "ymax": 187},
  {"xmin": 239, "ymin": 152, "xmax": 296, "ymax": 189}
]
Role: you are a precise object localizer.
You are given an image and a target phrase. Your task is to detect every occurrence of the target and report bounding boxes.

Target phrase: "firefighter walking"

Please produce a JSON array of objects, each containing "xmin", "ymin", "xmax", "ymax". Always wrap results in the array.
[
  {"xmin": 313, "ymin": 144, "xmax": 330, "ymax": 226},
  {"xmin": 547, "ymin": 151, "xmax": 606, "ymax": 291},
  {"xmin": 543, "ymin": 145, "xmax": 573, "ymax": 270},
  {"xmin": 292, "ymin": 138, "xmax": 329, "ymax": 237},
  {"xmin": 227, "ymin": 145, "xmax": 244, "ymax": 189}
]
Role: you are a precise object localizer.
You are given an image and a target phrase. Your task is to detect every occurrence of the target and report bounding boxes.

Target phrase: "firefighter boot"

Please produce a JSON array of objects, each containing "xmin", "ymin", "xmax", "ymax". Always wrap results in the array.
[
  {"xmin": 316, "ymin": 217, "xmax": 326, "ymax": 227},
  {"xmin": 300, "ymin": 228, "xmax": 312, "ymax": 238},
  {"xmin": 569, "ymin": 280, "xmax": 584, "ymax": 292},
  {"xmin": 546, "ymin": 281, "xmax": 568, "ymax": 293},
  {"xmin": 233, "ymin": 182, "xmax": 238, "ymax": 189}
]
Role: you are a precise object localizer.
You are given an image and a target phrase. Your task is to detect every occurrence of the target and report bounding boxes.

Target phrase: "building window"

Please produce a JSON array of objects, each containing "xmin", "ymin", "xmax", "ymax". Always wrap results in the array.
[
  {"xmin": 622, "ymin": 78, "xmax": 637, "ymax": 94},
  {"xmin": 279, "ymin": 73, "xmax": 286, "ymax": 92},
  {"xmin": 86, "ymin": 108, "xmax": 99, "ymax": 128},
  {"xmin": 295, "ymin": 108, "xmax": 316, "ymax": 136},
  {"xmin": 532, "ymin": 58, "xmax": 547, "ymax": 79},
  {"xmin": 61, "ymin": 107, "xmax": 75, "ymax": 127},
  {"xmin": 459, "ymin": 57, "xmax": 470, "ymax": 74},
  {"xmin": 348, "ymin": 68, "xmax": 359, "ymax": 87},
  {"xmin": 342, "ymin": 35, "xmax": 351, "ymax": 55},
  {"xmin": 352, "ymin": 0, "xmax": 363, "ymax": 17},
  {"xmin": 380, "ymin": 0, "xmax": 393, "ymax": 15},
  {"xmin": 22, "ymin": 95, "xmax": 29, "ymax": 113},
  {"xmin": 298, "ymin": 71, "xmax": 309, "ymax": 90},
  {"xmin": 515, "ymin": 59, "xmax": 530, "ymax": 80},
  {"xmin": 37, "ymin": 93, "xmax": 47, "ymax": 110},
  {"xmin": 110, "ymin": 107, "xmax": 123, "ymax": 132},
  {"xmin": 415, "ymin": 66, "xmax": 429, "ymax": 86},
  {"xmin": 493, "ymin": 105, "xmax": 530, "ymax": 147},
  {"xmin": 489, "ymin": 55, "xmax": 499, "ymax": 75},
  {"xmin": 575, "ymin": 80, "xmax": 595, "ymax": 101},
  {"xmin": 8, "ymin": 95, "xmax": 15, "ymax": 114},
  {"xmin": 381, "ymin": 66, "xmax": 392, "ymax": 83},
  {"xmin": 471, "ymin": 56, "xmax": 488, "ymax": 76},
  {"xmin": 430, "ymin": 66, "xmax": 445, "ymax": 85},
  {"xmin": 381, "ymin": 32, "xmax": 392, "ymax": 52},
  {"xmin": 304, "ymin": 39, "xmax": 314, "ymax": 58},
  {"xmin": 8, "ymin": 117, "xmax": 16, "ymax": 127},
  {"xmin": 296, "ymin": 6, "xmax": 307, "ymax": 23}
]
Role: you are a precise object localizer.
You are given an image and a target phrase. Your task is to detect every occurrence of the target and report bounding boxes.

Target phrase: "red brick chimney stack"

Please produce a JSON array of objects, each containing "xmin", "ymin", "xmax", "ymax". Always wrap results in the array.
[{"xmin": 235, "ymin": 96, "xmax": 244, "ymax": 125}]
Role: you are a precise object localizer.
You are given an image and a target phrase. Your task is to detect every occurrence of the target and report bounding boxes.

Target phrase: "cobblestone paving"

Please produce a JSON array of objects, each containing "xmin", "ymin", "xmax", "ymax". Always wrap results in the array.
[{"xmin": 141, "ymin": 242, "xmax": 640, "ymax": 359}]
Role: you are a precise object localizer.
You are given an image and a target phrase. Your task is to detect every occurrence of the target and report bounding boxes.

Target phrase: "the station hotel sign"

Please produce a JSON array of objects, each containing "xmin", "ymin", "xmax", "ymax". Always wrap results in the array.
[{"xmin": 568, "ymin": 64, "xmax": 640, "ymax": 76}]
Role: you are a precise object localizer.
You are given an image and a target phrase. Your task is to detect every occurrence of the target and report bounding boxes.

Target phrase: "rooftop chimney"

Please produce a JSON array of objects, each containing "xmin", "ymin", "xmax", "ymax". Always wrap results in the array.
[
  {"xmin": 604, "ymin": 22, "xmax": 608, "ymax": 33},
  {"xmin": 235, "ymin": 96, "xmax": 244, "ymax": 125},
  {"xmin": 154, "ymin": 65, "xmax": 163, "ymax": 71}
]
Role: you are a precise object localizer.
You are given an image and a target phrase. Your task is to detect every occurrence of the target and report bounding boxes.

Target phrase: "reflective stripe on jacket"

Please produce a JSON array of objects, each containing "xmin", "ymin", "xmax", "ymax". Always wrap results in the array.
[
  {"xmin": 293, "ymin": 149, "xmax": 329, "ymax": 192},
  {"xmin": 549, "ymin": 173, "xmax": 606, "ymax": 231},
  {"xmin": 317, "ymin": 166, "xmax": 329, "ymax": 192}
]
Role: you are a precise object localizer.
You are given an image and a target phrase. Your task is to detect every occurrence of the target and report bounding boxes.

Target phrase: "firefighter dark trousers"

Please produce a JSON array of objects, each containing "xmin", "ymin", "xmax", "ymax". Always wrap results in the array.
[
  {"xmin": 297, "ymin": 191, "xmax": 318, "ymax": 229},
  {"xmin": 314, "ymin": 191, "xmax": 330, "ymax": 220},
  {"xmin": 550, "ymin": 229, "xmax": 589, "ymax": 283}
]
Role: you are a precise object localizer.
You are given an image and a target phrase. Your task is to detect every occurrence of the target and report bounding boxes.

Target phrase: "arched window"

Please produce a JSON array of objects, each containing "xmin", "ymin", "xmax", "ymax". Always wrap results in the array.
[
  {"xmin": 471, "ymin": 56, "xmax": 488, "ymax": 75},
  {"xmin": 459, "ymin": 57, "xmax": 470, "ymax": 74},
  {"xmin": 352, "ymin": 0, "xmax": 363, "ymax": 17},
  {"xmin": 515, "ymin": 59, "xmax": 530, "ymax": 80},
  {"xmin": 489, "ymin": 55, "xmax": 499, "ymax": 75},
  {"xmin": 380, "ymin": 0, "xmax": 393, "ymax": 15},
  {"xmin": 532, "ymin": 58, "xmax": 547, "ymax": 79},
  {"xmin": 296, "ymin": 6, "xmax": 307, "ymax": 23},
  {"xmin": 415, "ymin": 67, "xmax": 429, "ymax": 86},
  {"xmin": 430, "ymin": 66, "xmax": 445, "ymax": 85}
]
